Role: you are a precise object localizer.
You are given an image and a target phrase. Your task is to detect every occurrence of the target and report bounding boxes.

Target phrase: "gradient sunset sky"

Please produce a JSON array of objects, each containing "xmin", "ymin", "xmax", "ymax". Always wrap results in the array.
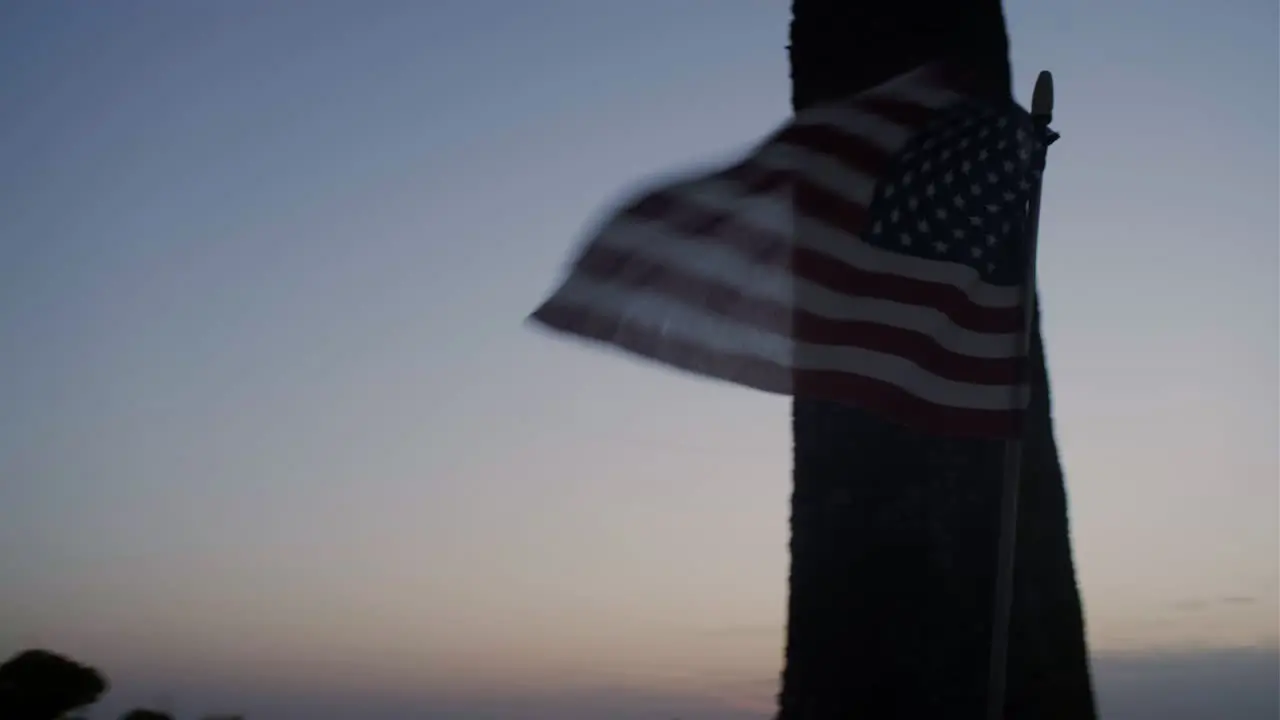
[{"xmin": 1, "ymin": 1, "xmax": 1276, "ymax": 718}]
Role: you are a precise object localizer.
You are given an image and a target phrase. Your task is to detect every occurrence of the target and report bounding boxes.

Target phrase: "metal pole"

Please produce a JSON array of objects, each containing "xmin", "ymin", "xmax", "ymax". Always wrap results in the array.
[{"xmin": 985, "ymin": 69, "xmax": 1056, "ymax": 720}]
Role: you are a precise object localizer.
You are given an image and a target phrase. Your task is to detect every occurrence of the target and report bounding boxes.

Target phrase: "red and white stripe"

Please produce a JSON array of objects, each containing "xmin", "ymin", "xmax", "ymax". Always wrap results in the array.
[{"xmin": 530, "ymin": 64, "xmax": 1030, "ymax": 438}]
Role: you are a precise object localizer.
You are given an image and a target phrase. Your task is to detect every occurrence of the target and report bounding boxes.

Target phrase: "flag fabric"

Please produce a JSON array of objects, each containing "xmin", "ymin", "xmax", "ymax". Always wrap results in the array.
[{"xmin": 529, "ymin": 64, "xmax": 1046, "ymax": 438}]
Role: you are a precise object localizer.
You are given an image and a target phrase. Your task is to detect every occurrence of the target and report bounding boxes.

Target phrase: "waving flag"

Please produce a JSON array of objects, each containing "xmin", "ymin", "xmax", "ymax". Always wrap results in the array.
[{"xmin": 529, "ymin": 64, "xmax": 1045, "ymax": 438}]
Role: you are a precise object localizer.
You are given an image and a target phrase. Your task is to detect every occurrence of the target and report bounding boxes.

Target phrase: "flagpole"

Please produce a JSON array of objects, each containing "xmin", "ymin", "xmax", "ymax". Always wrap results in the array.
[{"xmin": 985, "ymin": 69, "xmax": 1056, "ymax": 720}]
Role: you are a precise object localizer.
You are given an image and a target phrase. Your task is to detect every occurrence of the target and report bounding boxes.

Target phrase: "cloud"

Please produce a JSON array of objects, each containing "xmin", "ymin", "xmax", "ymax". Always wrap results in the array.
[
  {"xmin": 89, "ymin": 645, "xmax": 1280, "ymax": 720},
  {"xmin": 1093, "ymin": 646, "xmax": 1279, "ymax": 720},
  {"xmin": 1172, "ymin": 595, "xmax": 1261, "ymax": 612},
  {"xmin": 694, "ymin": 624, "xmax": 782, "ymax": 638}
]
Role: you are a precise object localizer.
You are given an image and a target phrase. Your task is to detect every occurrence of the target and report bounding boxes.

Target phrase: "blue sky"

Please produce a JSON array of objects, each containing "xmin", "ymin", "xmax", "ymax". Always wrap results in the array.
[{"xmin": 1, "ymin": 1, "xmax": 1276, "ymax": 718}]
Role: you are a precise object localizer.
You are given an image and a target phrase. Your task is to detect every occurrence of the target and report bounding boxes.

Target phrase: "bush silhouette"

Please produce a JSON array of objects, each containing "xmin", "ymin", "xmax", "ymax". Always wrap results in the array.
[
  {"xmin": 0, "ymin": 648, "xmax": 108, "ymax": 720},
  {"xmin": 120, "ymin": 710, "xmax": 175, "ymax": 720}
]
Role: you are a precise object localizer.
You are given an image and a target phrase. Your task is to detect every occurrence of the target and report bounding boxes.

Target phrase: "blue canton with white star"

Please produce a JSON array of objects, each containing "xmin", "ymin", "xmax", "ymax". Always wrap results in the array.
[{"xmin": 865, "ymin": 102, "xmax": 1042, "ymax": 287}]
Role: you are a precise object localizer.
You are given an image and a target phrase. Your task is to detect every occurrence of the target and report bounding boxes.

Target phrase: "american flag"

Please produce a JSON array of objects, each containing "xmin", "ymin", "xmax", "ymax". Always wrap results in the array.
[{"xmin": 529, "ymin": 64, "xmax": 1046, "ymax": 438}]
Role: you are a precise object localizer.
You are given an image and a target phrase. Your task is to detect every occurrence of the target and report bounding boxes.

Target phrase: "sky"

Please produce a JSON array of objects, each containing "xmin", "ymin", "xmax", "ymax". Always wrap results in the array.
[{"xmin": 0, "ymin": 1, "xmax": 1276, "ymax": 718}]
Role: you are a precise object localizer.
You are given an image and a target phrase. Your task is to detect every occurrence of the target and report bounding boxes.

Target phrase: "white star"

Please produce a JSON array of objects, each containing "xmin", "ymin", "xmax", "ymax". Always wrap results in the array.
[
  {"xmin": 943, "ymin": 171, "xmax": 955, "ymax": 184},
  {"xmin": 916, "ymin": 219, "xmax": 930, "ymax": 232},
  {"xmin": 987, "ymin": 261, "xmax": 997, "ymax": 273},
  {"xmin": 935, "ymin": 207, "xmax": 948, "ymax": 219},
  {"xmin": 902, "ymin": 171, "xmax": 914, "ymax": 186},
  {"xmin": 952, "ymin": 228, "xmax": 966, "ymax": 239},
  {"xmin": 1003, "ymin": 160, "xmax": 1015, "ymax": 172},
  {"xmin": 953, "ymin": 195, "xmax": 966, "ymax": 208},
  {"xmin": 884, "ymin": 183, "xmax": 895, "ymax": 197},
  {"xmin": 986, "ymin": 172, "xmax": 999, "ymax": 184},
  {"xmin": 907, "ymin": 196, "xmax": 919, "ymax": 210},
  {"xmin": 986, "ymin": 203, "xmax": 1000, "ymax": 213},
  {"xmin": 933, "ymin": 240, "xmax": 949, "ymax": 253},
  {"xmin": 968, "ymin": 215, "xmax": 983, "ymax": 226},
  {"xmin": 961, "ymin": 160, "xmax": 973, "ymax": 174},
  {"xmin": 890, "ymin": 208, "xmax": 900, "ymax": 222},
  {"xmin": 970, "ymin": 183, "xmax": 983, "ymax": 196},
  {"xmin": 1002, "ymin": 191, "xmax": 1016, "ymax": 202},
  {"xmin": 900, "ymin": 233, "xmax": 913, "ymax": 246},
  {"xmin": 872, "ymin": 220, "xmax": 883, "ymax": 234},
  {"xmin": 925, "ymin": 183, "xmax": 936, "ymax": 197},
  {"xmin": 971, "ymin": 246, "xmax": 983, "ymax": 258},
  {"xmin": 978, "ymin": 149, "xmax": 989, "ymax": 161},
  {"xmin": 986, "ymin": 233, "xmax": 999, "ymax": 246}
]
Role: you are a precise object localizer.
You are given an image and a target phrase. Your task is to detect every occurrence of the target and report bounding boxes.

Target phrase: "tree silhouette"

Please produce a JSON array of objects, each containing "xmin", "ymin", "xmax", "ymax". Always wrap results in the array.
[
  {"xmin": 779, "ymin": 1, "xmax": 1096, "ymax": 717},
  {"xmin": 0, "ymin": 648, "xmax": 107, "ymax": 720}
]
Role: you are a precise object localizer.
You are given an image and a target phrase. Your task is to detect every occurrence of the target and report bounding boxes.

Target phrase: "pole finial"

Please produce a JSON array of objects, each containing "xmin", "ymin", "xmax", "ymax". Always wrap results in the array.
[{"xmin": 1032, "ymin": 71, "xmax": 1054, "ymax": 121}]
